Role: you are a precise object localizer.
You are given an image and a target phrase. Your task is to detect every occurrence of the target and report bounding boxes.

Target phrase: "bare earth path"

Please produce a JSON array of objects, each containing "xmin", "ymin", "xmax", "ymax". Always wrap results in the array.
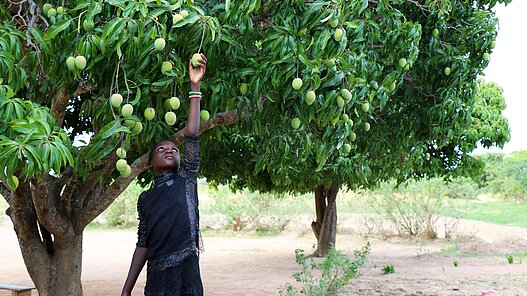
[{"xmin": 1, "ymin": 216, "xmax": 526, "ymax": 296}]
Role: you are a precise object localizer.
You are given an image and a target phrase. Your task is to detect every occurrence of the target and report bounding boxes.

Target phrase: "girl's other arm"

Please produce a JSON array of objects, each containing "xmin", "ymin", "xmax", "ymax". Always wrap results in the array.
[{"xmin": 121, "ymin": 246, "xmax": 148, "ymax": 296}]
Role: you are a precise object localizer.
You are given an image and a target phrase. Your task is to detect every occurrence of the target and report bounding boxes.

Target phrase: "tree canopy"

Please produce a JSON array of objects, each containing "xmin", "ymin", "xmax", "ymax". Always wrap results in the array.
[
  {"xmin": 0, "ymin": 0, "xmax": 511, "ymax": 193},
  {"xmin": 199, "ymin": 0, "xmax": 511, "ymax": 194}
]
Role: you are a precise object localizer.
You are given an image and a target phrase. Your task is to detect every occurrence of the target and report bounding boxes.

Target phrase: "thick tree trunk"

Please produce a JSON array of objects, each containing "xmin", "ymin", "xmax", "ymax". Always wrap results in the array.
[
  {"xmin": 17, "ymin": 227, "xmax": 84, "ymax": 295},
  {"xmin": 7, "ymin": 184, "xmax": 84, "ymax": 296},
  {"xmin": 30, "ymin": 232, "xmax": 83, "ymax": 296},
  {"xmin": 311, "ymin": 185, "xmax": 338, "ymax": 257}
]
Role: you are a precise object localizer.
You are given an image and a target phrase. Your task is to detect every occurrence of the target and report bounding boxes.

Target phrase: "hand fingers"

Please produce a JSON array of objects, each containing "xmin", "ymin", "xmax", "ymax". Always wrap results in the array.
[
  {"xmin": 198, "ymin": 54, "xmax": 207, "ymax": 68},
  {"xmin": 189, "ymin": 54, "xmax": 207, "ymax": 69}
]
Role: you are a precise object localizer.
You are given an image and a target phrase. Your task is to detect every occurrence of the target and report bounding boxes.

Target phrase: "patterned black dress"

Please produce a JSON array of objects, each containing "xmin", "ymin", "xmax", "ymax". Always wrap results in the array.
[{"xmin": 136, "ymin": 135, "xmax": 203, "ymax": 296}]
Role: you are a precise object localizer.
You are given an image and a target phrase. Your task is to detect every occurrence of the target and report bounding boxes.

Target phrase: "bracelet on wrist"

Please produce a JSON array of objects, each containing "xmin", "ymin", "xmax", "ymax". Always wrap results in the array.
[
  {"xmin": 189, "ymin": 91, "xmax": 202, "ymax": 95},
  {"xmin": 189, "ymin": 94, "xmax": 202, "ymax": 99}
]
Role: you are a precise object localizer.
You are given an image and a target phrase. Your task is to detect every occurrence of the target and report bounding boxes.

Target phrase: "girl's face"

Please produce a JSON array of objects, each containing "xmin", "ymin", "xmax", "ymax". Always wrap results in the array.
[{"xmin": 150, "ymin": 140, "xmax": 180, "ymax": 174}]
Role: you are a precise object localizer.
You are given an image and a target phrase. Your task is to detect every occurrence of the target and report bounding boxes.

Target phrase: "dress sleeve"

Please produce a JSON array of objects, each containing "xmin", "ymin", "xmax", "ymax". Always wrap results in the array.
[
  {"xmin": 136, "ymin": 194, "xmax": 148, "ymax": 248},
  {"xmin": 182, "ymin": 135, "xmax": 200, "ymax": 181}
]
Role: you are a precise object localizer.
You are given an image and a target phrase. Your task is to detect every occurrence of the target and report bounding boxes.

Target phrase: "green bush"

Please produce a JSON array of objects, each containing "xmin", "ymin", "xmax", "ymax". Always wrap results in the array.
[
  {"xmin": 279, "ymin": 243, "xmax": 370, "ymax": 296},
  {"xmin": 203, "ymin": 184, "xmax": 290, "ymax": 233},
  {"xmin": 475, "ymin": 151, "xmax": 527, "ymax": 200},
  {"xmin": 381, "ymin": 263, "xmax": 395, "ymax": 274},
  {"xmin": 100, "ymin": 181, "xmax": 145, "ymax": 227},
  {"xmin": 444, "ymin": 177, "xmax": 479, "ymax": 200},
  {"xmin": 506, "ymin": 255, "xmax": 514, "ymax": 264},
  {"xmin": 364, "ymin": 179, "xmax": 460, "ymax": 238}
]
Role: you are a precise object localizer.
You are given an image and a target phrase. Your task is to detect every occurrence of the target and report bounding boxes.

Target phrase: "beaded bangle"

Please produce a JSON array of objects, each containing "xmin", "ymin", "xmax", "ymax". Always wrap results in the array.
[
  {"xmin": 189, "ymin": 94, "xmax": 202, "ymax": 99},
  {"xmin": 189, "ymin": 91, "xmax": 202, "ymax": 95}
]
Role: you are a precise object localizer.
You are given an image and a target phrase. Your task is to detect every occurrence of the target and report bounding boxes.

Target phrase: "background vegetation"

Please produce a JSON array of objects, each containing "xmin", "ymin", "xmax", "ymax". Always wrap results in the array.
[
  {"xmin": 44, "ymin": 149, "xmax": 524, "ymax": 233},
  {"xmin": 2, "ymin": 150, "xmax": 526, "ymax": 231},
  {"xmin": 0, "ymin": 151, "xmax": 527, "ymax": 230}
]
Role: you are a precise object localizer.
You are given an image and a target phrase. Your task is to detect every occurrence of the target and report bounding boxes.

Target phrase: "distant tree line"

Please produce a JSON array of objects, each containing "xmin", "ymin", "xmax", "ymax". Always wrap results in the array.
[{"xmin": 474, "ymin": 150, "xmax": 527, "ymax": 199}]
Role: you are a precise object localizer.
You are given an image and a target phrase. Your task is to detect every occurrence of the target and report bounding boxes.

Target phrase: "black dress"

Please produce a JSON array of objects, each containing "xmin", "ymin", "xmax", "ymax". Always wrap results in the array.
[{"xmin": 136, "ymin": 136, "xmax": 203, "ymax": 296}]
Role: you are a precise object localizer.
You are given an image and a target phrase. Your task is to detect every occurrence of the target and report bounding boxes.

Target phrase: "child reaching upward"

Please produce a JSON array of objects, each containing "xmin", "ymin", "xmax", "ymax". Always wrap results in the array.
[{"xmin": 121, "ymin": 54, "xmax": 207, "ymax": 296}]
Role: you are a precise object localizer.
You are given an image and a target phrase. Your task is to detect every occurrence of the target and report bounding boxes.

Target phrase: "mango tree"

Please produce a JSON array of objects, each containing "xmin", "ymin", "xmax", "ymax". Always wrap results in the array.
[
  {"xmin": 0, "ymin": 0, "xmax": 236, "ymax": 294},
  {"xmin": 198, "ymin": 0, "xmax": 511, "ymax": 256},
  {"xmin": 0, "ymin": 0, "xmax": 512, "ymax": 294}
]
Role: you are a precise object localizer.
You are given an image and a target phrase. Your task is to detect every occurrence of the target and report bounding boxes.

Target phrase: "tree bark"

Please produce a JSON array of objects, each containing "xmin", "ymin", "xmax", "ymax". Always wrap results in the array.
[
  {"xmin": 311, "ymin": 185, "xmax": 339, "ymax": 257},
  {"xmin": 7, "ymin": 183, "xmax": 83, "ymax": 295},
  {"xmin": 33, "ymin": 232, "xmax": 84, "ymax": 296}
]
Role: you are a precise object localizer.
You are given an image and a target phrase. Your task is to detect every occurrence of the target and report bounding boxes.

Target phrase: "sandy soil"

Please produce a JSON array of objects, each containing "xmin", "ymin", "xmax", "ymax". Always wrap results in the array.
[{"xmin": 1, "ymin": 215, "xmax": 526, "ymax": 296}]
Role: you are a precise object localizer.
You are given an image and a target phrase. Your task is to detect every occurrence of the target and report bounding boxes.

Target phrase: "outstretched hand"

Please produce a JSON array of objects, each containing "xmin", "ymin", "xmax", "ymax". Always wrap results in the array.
[{"xmin": 189, "ymin": 54, "xmax": 207, "ymax": 84}]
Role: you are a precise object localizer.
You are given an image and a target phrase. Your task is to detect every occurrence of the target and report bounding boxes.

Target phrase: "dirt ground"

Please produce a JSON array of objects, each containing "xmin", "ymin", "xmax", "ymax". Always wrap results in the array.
[{"xmin": 1, "ymin": 215, "xmax": 526, "ymax": 296}]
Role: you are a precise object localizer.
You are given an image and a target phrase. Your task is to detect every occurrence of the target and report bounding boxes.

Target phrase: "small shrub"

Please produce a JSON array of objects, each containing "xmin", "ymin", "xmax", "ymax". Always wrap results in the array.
[
  {"xmin": 381, "ymin": 264, "xmax": 395, "ymax": 274},
  {"xmin": 365, "ymin": 179, "xmax": 460, "ymax": 239},
  {"xmin": 100, "ymin": 181, "xmax": 144, "ymax": 227},
  {"xmin": 506, "ymin": 254, "xmax": 514, "ymax": 264},
  {"xmin": 444, "ymin": 177, "xmax": 479, "ymax": 200},
  {"xmin": 279, "ymin": 243, "xmax": 370, "ymax": 296},
  {"xmin": 205, "ymin": 185, "xmax": 289, "ymax": 234},
  {"xmin": 453, "ymin": 260, "xmax": 459, "ymax": 267}
]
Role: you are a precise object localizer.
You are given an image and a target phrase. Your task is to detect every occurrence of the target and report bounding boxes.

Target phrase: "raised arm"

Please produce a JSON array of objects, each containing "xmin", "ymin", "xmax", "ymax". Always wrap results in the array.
[{"xmin": 186, "ymin": 54, "xmax": 207, "ymax": 137}]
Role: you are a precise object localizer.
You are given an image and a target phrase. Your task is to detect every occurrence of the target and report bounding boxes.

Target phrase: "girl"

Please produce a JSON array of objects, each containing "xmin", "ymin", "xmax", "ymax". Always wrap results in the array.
[{"xmin": 121, "ymin": 54, "xmax": 207, "ymax": 296}]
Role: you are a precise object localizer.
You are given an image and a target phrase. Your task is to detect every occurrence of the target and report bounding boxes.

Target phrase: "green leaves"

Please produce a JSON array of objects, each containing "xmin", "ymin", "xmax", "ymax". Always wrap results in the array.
[
  {"xmin": 0, "ymin": 119, "xmax": 74, "ymax": 180},
  {"xmin": 0, "ymin": 0, "xmax": 511, "ymax": 195},
  {"xmin": 0, "ymin": 23, "xmax": 28, "ymax": 92},
  {"xmin": 101, "ymin": 18, "xmax": 127, "ymax": 50},
  {"xmin": 172, "ymin": 14, "xmax": 200, "ymax": 28},
  {"xmin": 0, "ymin": 87, "xmax": 74, "ymax": 180},
  {"xmin": 29, "ymin": 27, "xmax": 51, "ymax": 54},
  {"xmin": 75, "ymin": 118, "xmax": 130, "ymax": 176},
  {"xmin": 43, "ymin": 19, "xmax": 72, "ymax": 41}
]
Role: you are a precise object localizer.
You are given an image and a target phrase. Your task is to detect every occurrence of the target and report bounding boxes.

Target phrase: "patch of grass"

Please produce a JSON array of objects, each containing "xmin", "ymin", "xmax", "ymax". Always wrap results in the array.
[
  {"xmin": 255, "ymin": 228, "xmax": 283, "ymax": 237},
  {"xmin": 437, "ymin": 247, "xmax": 524, "ymax": 259},
  {"xmin": 506, "ymin": 254, "xmax": 514, "ymax": 264},
  {"xmin": 441, "ymin": 199, "xmax": 527, "ymax": 228},
  {"xmin": 200, "ymin": 229, "xmax": 240, "ymax": 237},
  {"xmin": 381, "ymin": 264, "xmax": 395, "ymax": 274},
  {"xmin": 440, "ymin": 244, "xmax": 461, "ymax": 255},
  {"xmin": 509, "ymin": 253, "xmax": 527, "ymax": 260}
]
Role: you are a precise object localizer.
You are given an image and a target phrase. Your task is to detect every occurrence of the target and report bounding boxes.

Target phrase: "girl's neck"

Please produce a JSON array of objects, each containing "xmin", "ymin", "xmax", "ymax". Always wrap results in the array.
[{"xmin": 154, "ymin": 172, "xmax": 176, "ymax": 187}]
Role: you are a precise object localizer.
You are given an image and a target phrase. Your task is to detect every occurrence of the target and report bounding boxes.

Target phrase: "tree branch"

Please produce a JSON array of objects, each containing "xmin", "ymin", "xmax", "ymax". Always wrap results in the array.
[
  {"xmin": 173, "ymin": 108, "xmax": 246, "ymax": 141},
  {"xmin": 257, "ymin": 93, "xmax": 265, "ymax": 110},
  {"xmin": 61, "ymin": 173, "xmax": 79, "ymax": 217},
  {"xmin": 405, "ymin": 0, "xmax": 432, "ymax": 14},
  {"xmin": 50, "ymin": 82, "xmax": 97, "ymax": 127},
  {"xmin": 50, "ymin": 85, "xmax": 70, "ymax": 127},
  {"xmin": 73, "ymin": 81, "xmax": 97, "ymax": 97},
  {"xmin": 78, "ymin": 155, "xmax": 147, "ymax": 228},
  {"xmin": 30, "ymin": 179, "xmax": 72, "ymax": 238},
  {"xmin": 79, "ymin": 109, "xmax": 244, "ymax": 227}
]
